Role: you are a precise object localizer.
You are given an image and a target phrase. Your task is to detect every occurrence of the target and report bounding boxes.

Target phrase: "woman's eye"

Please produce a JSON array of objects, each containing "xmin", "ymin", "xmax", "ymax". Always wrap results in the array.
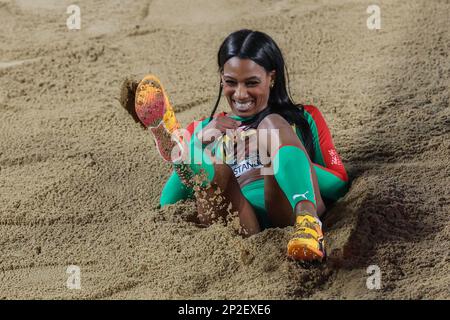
[
  {"xmin": 246, "ymin": 82, "xmax": 258, "ymax": 87},
  {"xmin": 225, "ymin": 80, "xmax": 236, "ymax": 86}
]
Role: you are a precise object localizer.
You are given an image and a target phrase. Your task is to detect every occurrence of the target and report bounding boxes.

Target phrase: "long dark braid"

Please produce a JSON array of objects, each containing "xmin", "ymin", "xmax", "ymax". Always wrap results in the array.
[{"xmin": 209, "ymin": 82, "xmax": 223, "ymax": 120}]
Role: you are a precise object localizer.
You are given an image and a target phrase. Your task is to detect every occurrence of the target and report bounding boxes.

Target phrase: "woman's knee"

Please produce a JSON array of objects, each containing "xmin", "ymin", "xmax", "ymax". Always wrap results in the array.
[
  {"xmin": 257, "ymin": 113, "xmax": 305, "ymax": 151},
  {"xmin": 257, "ymin": 113, "xmax": 289, "ymax": 130}
]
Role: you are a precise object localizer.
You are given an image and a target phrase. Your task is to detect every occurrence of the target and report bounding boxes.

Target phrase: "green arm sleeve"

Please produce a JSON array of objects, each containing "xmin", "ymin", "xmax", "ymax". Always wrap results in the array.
[{"xmin": 160, "ymin": 170, "xmax": 194, "ymax": 207}]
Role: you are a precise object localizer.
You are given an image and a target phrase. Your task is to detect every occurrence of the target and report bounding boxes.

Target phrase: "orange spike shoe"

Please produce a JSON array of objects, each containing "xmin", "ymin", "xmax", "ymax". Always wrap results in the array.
[
  {"xmin": 135, "ymin": 75, "xmax": 180, "ymax": 132},
  {"xmin": 135, "ymin": 75, "xmax": 182, "ymax": 162},
  {"xmin": 287, "ymin": 214, "xmax": 326, "ymax": 262}
]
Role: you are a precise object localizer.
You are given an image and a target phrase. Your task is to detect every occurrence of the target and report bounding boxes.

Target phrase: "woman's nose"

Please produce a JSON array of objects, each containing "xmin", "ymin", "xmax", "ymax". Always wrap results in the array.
[{"xmin": 233, "ymin": 84, "xmax": 249, "ymax": 100}]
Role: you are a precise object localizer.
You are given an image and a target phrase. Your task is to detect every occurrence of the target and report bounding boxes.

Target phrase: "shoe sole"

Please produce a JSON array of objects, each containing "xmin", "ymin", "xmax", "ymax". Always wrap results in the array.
[
  {"xmin": 135, "ymin": 75, "xmax": 181, "ymax": 162},
  {"xmin": 287, "ymin": 238, "xmax": 325, "ymax": 261},
  {"xmin": 135, "ymin": 75, "xmax": 180, "ymax": 133}
]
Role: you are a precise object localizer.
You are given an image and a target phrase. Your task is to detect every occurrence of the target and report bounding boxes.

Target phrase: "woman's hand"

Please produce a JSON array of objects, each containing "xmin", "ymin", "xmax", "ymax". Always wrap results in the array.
[{"xmin": 197, "ymin": 115, "xmax": 241, "ymax": 145}]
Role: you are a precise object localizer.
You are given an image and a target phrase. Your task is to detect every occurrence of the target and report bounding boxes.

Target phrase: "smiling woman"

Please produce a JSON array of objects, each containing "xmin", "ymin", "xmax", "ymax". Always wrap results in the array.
[
  {"xmin": 128, "ymin": 29, "xmax": 349, "ymax": 262},
  {"xmin": 221, "ymin": 58, "xmax": 274, "ymax": 115}
]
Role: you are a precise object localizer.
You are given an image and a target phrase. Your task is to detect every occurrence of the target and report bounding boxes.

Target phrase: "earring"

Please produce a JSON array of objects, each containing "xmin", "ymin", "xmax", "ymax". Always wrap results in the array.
[{"xmin": 270, "ymin": 80, "xmax": 274, "ymax": 88}]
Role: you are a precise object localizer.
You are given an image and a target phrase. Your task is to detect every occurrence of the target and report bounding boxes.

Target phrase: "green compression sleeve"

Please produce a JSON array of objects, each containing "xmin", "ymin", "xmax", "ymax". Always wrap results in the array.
[
  {"xmin": 273, "ymin": 145, "xmax": 317, "ymax": 210},
  {"xmin": 160, "ymin": 118, "xmax": 218, "ymax": 207},
  {"xmin": 160, "ymin": 170, "xmax": 194, "ymax": 206},
  {"xmin": 187, "ymin": 118, "xmax": 216, "ymax": 185}
]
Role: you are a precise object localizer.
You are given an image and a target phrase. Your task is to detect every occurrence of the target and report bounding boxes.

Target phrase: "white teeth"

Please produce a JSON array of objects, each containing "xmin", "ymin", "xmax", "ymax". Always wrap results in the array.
[{"xmin": 234, "ymin": 101, "xmax": 253, "ymax": 110}]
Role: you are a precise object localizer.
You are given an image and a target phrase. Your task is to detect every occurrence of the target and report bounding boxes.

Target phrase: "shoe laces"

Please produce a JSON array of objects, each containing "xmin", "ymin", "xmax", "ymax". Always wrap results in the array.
[{"xmin": 293, "ymin": 214, "xmax": 323, "ymax": 241}]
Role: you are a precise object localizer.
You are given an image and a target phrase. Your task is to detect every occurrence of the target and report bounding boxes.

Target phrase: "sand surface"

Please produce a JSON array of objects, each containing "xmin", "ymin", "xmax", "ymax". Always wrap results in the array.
[{"xmin": 0, "ymin": 0, "xmax": 449, "ymax": 299}]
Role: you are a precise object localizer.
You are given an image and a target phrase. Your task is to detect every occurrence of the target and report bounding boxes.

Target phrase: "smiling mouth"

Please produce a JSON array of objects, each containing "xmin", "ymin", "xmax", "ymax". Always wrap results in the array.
[{"xmin": 232, "ymin": 100, "xmax": 254, "ymax": 112}]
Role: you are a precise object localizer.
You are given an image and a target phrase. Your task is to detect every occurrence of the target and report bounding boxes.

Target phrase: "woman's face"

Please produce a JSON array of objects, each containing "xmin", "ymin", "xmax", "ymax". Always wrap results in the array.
[{"xmin": 221, "ymin": 57, "xmax": 274, "ymax": 117}]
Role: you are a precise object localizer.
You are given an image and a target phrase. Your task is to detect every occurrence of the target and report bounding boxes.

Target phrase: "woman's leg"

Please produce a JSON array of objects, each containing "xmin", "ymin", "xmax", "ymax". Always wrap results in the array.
[
  {"xmin": 258, "ymin": 114, "xmax": 325, "ymax": 221},
  {"xmin": 264, "ymin": 171, "xmax": 325, "ymax": 228},
  {"xmin": 258, "ymin": 114, "xmax": 326, "ymax": 261},
  {"xmin": 133, "ymin": 75, "xmax": 259, "ymax": 235},
  {"xmin": 264, "ymin": 152, "xmax": 326, "ymax": 228},
  {"xmin": 151, "ymin": 125, "xmax": 260, "ymax": 235}
]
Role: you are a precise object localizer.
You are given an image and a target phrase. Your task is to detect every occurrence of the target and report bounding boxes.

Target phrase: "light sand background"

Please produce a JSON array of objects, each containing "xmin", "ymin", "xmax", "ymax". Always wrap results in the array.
[{"xmin": 0, "ymin": 0, "xmax": 449, "ymax": 299}]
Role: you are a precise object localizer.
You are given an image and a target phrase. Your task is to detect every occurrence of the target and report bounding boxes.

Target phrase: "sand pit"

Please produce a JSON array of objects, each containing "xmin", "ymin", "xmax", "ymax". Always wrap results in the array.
[{"xmin": 0, "ymin": 0, "xmax": 448, "ymax": 299}]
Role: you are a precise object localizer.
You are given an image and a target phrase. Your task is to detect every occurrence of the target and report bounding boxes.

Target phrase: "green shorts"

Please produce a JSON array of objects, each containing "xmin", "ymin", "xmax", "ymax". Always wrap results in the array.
[{"xmin": 241, "ymin": 179, "xmax": 271, "ymax": 229}]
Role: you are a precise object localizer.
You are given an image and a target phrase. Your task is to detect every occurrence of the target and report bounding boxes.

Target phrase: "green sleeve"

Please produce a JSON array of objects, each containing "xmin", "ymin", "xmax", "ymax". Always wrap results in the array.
[{"xmin": 160, "ymin": 170, "xmax": 194, "ymax": 207}]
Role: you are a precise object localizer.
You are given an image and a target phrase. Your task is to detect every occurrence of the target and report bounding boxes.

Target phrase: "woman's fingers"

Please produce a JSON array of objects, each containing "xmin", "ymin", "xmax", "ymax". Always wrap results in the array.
[
  {"xmin": 216, "ymin": 116, "xmax": 241, "ymax": 130},
  {"xmin": 198, "ymin": 116, "xmax": 242, "ymax": 144}
]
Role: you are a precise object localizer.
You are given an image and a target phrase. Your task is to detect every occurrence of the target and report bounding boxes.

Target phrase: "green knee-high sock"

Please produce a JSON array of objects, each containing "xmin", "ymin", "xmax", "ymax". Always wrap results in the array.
[
  {"xmin": 160, "ymin": 169, "xmax": 194, "ymax": 206},
  {"xmin": 186, "ymin": 119, "xmax": 216, "ymax": 186},
  {"xmin": 164, "ymin": 118, "xmax": 217, "ymax": 196},
  {"xmin": 273, "ymin": 145, "xmax": 317, "ymax": 210}
]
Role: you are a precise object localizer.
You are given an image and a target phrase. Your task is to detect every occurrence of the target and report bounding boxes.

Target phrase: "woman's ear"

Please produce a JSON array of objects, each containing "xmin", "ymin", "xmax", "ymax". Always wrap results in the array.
[
  {"xmin": 269, "ymin": 70, "xmax": 276, "ymax": 88},
  {"xmin": 269, "ymin": 70, "xmax": 276, "ymax": 82}
]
